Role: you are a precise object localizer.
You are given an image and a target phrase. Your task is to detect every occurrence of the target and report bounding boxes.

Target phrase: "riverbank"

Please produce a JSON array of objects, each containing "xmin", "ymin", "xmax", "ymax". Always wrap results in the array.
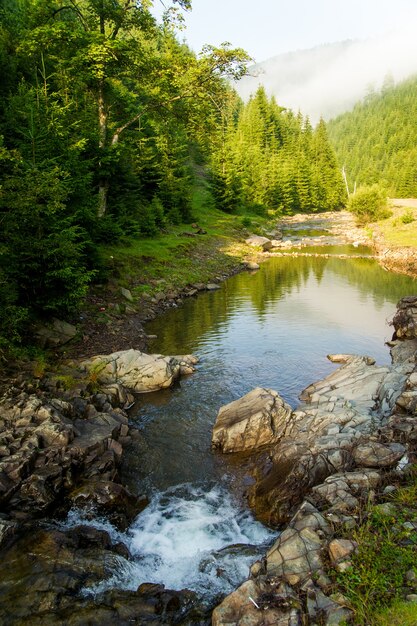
[
  {"xmin": 0, "ymin": 205, "xmax": 416, "ymax": 623},
  {"xmin": 212, "ymin": 296, "xmax": 417, "ymax": 626},
  {"xmin": 3, "ymin": 203, "xmax": 416, "ymax": 374},
  {"xmin": 60, "ymin": 203, "xmax": 417, "ymax": 365}
]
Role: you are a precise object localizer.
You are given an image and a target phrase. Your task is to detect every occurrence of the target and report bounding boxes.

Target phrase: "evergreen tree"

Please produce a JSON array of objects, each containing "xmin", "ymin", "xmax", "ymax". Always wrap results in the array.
[
  {"xmin": 328, "ymin": 75, "xmax": 417, "ymax": 197},
  {"xmin": 210, "ymin": 87, "xmax": 346, "ymax": 214}
]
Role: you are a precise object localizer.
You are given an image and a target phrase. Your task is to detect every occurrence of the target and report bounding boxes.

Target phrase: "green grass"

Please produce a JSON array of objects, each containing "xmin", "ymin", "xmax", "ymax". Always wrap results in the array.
[
  {"xmin": 333, "ymin": 470, "xmax": 417, "ymax": 625},
  {"xmin": 371, "ymin": 601, "xmax": 417, "ymax": 625},
  {"xmin": 96, "ymin": 184, "xmax": 275, "ymax": 298},
  {"xmin": 373, "ymin": 204, "xmax": 417, "ymax": 248}
]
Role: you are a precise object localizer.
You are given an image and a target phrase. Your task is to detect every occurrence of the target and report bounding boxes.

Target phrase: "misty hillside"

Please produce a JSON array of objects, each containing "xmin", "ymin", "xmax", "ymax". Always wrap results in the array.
[
  {"xmin": 327, "ymin": 75, "xmax": 417, "ymax": 196},
  {"xmin": 235, "ymin": 32, "xmax": 417, "ymax": 122}
]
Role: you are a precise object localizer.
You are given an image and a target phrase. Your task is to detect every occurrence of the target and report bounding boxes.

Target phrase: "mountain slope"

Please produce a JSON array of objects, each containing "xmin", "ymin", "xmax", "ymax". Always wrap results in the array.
[
  {"xmin": 327, "ymin": 75, "xmax": 417, "ymax": 196},
  {"xmin": 234, "ymin": 32, "xmax": 417, "ymax": 123}
]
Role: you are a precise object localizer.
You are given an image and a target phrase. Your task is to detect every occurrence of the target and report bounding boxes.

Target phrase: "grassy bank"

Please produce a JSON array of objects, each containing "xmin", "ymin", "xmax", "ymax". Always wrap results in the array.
[
  {"xmin": 328, "ymin": 467, "xmax": 417, "ymax": 625},
  {"xmin": 371, "ymin": 200, "xmax": 417, "ymax": 248},
  {"xmin": 95, "ymin": 184, "xmax": 272, "ymax": 301}
]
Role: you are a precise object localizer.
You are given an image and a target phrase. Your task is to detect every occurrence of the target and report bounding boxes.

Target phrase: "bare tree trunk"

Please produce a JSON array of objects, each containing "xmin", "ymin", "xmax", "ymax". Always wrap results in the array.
[{"xmin": 98, "ymin": 78, "xmax": 108, "ymax": 218}]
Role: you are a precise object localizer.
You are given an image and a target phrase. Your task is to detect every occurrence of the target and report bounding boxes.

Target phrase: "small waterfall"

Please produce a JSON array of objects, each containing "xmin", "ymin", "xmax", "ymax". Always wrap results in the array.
[{"xmin": 61, "ymin": 482, "xmax": 275, "ymax": 601}]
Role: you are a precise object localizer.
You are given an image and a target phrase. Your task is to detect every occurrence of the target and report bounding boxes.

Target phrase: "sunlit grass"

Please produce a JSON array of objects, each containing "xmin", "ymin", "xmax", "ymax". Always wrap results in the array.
[
  {"xmin": 334, "ymin": 469, "xmax": 417, "ymax": 625},
  {"xmin": 372, "ymin": 203, "xmax": 417, "ymax": 248},
  {"xmin": 370, "ymin": 601, "xmax": 417, "ymax": 626},
  {"xmin": 96, "ymin": 182, "xmax": 275, "ymax": 296}
]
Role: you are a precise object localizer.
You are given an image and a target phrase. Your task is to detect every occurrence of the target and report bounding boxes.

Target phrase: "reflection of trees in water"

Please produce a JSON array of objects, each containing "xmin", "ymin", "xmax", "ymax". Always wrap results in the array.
[
  {"xmin": 146, "ymin": 257, "xmax": 417, "ymax": 355},
  {"xmin": 327, "ymin": 258, "xmax": 417, "ymax": 309}
]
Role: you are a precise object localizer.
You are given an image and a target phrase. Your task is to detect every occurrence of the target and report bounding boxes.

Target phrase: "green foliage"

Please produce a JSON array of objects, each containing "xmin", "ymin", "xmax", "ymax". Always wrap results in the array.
[
  {"xmin": 371, "ymin": 601, "xmax": 417, "ymax": 625},
  {"xmin": 400, "ymin": 209, "xmax": 415, "ymax": 225},
  {"xmin": 0, "ymin": 0, "xmax": 252, "ymax": 350},
  {"xmin": 0, "ymin": 162, "xmax": 94, "ymax": 315},
  {"xmin": 347, "ymin": 184, "xmax": 391, "ymax": 224},
  {"xmin": 241, "ymin": 216, "xmax": 252, "ymax": 228},
  {"xmin": 328, "ymin": 75, "xmax": 417, "ymax": 196},
  {"xmin": 334, "ymin": 470, "xmax": 417, "ymax": 625},
  {"xmin": 209, "ymin": 87, "xmax": 346, "ymax": 214}
]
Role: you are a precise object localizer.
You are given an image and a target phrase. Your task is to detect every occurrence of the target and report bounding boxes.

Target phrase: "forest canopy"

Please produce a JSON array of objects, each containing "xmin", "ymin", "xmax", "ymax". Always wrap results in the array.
[
  {"xmin": 0, "ymin": 0, "xmax": 345, "ymax": 350},
  {"xmin": 328, "ymin": 75, "xmax": 417, "ymax": 197}
]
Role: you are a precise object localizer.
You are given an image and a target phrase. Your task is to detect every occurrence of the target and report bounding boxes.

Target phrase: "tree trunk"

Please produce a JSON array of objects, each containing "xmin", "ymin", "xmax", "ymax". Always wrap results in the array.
[
  {"xmin": 98, "ymin": 178, "xmax": 109, "ymax": 218},
  {"xmin": 98, "ymin": 78, "xmax": 108, "ymax": 217}
]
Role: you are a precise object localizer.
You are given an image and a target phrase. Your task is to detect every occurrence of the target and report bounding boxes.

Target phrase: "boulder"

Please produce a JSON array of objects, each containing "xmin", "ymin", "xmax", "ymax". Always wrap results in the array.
[
  {"xmin": 212, "ymin": 579, "xmax": 301, "ymax": 626},
  {"xmin": 245, "ymin": 235, "xmax": 271, "ymax": 247},
  {"xmin": 69, "ymin": 480, "xmax": 148, "ymax": 529},
  {"xmin": 392, "ymin": 296, "xmax": 417, "ymax": 339},
  {"xmin": 306, "ymin": 587, "xmax": 353, "ymax": 625},
  {"xmin": 266, "ymin": 526, "xmax": 324, "ymax": 584},
  {"xmin": 328, "ymin": 538, "xmax": 357, "ymax": 565},
  {"xmin": 212, "ymin": 388, "xmax": 293, "ymax": 453},
  {"xmin": 81, "ymin": 349, "xmax": 197, "ymax": 393},
  {"xmin": 352, "ymin": 441, "xmax": 406, "ymax": 468},
  {"xmin": 120, "ymin": 287, "xmax": 133, "ymax": 302},
  {"xmin": 34, "ymin": 318, "xmax": 77, "ymax": 348}
]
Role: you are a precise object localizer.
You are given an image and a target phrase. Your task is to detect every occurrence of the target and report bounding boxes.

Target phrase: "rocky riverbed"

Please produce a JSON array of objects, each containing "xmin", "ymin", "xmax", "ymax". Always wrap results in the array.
[
  {"xmin": 211, "ymin": 296, "xmax": 417, "ymax": 625},
  {"xmin": 0, "ymin": 210, "xmax": 416, "ymax": 624},
  {"xmin": 0, "ymin": 351, "xmax": 205, "ymax": 625}
]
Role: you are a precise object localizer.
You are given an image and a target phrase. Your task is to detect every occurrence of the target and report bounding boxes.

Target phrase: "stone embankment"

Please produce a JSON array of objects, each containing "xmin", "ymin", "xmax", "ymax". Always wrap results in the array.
[
  {"xmin": 212, "ymin": 296, "xmax": 417, "ymax": 625},
  {"xmin": 0, "ymin": 349, "xmax": 201, "ymax": 624}
]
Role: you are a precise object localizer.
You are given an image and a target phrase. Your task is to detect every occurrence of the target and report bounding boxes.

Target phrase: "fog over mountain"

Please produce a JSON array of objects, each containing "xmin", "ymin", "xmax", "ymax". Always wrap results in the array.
[{"xmin": 234, "ymin": 27, "xmax": 417, "ymax": 123}]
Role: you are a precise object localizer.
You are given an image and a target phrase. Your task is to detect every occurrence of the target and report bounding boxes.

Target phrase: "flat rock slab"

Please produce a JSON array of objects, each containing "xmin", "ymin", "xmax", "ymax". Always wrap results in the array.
[{"xmin": 353, "ymin": 441, "xmax": 405, "ymax": 468}]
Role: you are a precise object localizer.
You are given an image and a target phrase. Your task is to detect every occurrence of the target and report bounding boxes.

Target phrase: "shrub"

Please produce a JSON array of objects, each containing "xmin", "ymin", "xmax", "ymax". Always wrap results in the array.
[
  {"xmin": 347, "ymin": 184, "xmax": 391, "ymax": 225},
  {"xmin": 241, "ymin": 216, "xmax": 252, "ymax": 228},
  {"xmin": 401, "ymin": 209, "xmax": 415, "ymax": 225}
]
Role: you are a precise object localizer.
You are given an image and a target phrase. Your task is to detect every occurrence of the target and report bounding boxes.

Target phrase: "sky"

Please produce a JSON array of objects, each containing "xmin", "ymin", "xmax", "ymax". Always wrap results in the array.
[
  {"xmin": 152, "ymin": 0, "xmax": 417, "ymax": 121},
  {"xmin": 155, "ymin": 0, "xmax": 417, "ymax": 62}
]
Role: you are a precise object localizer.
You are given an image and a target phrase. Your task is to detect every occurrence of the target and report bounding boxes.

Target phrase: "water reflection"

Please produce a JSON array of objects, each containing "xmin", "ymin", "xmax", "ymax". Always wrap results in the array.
[
  {"xmin": 117, "ymin": 255, "xmax": 417, "ymax": 597},
  {"xmin": 124, "ymin": 256, "xmax": 416, "ymax": 496}
]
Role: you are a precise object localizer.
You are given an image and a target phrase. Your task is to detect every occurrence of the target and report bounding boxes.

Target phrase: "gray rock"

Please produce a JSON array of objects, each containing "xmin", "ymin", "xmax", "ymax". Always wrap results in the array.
[
  {"xmin": 328, "ymin": 539, "xmax": 357, "ymax": 564},
  {"xmin": 353, "ymin": 442, "xmax": 406, "ymax": 468},
  {"xmin": 212, "ymin": 387, "xmax": 293, "ymax": 453},
  {"xmin": 35, "ymin": 318, "xmax": 77, "ymax": 348},
  {"xmin": 120, "ymin": 287, "xmax": 133, "ymax": 302},
  {"xmin": 406, "ymin": 594, "xmax": 417, "ymax": 603},
  {"xmin": 373, "ymin": 502, "xmax": 397, "ymax": 516},
  {"xmin": 245, "ymin": 235, "xmax": 271, "ymax": 247},
  {"xmin": 306, "ymin": 587, "xmax": 353, "ymax": 625},
  {"xmin": 212, "ymin": 579, "xmax": 301, "ymax": 626},
  {"xmin": 266, "ymin": 526, "xmax": 324, "ymax": 584}
]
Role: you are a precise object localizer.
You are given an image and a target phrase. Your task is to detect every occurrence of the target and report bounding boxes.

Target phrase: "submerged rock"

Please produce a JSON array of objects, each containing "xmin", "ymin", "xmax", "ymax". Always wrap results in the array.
[{"xmin": 0, "ymin": 526, "xmax": 200, "ymax": 625}]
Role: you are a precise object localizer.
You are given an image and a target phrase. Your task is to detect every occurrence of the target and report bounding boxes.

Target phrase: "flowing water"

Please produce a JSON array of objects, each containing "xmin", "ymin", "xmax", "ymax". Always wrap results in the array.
[{"xmin": 73, "ymin": 251, "xmax": 417, "ymax": 601}]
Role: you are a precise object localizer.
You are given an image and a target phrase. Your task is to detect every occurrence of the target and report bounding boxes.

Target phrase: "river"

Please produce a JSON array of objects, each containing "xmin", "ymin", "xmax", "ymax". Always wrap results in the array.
[{"xmin": 67, "ymin": 247, "xmax": 416, "ymax": 605}]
